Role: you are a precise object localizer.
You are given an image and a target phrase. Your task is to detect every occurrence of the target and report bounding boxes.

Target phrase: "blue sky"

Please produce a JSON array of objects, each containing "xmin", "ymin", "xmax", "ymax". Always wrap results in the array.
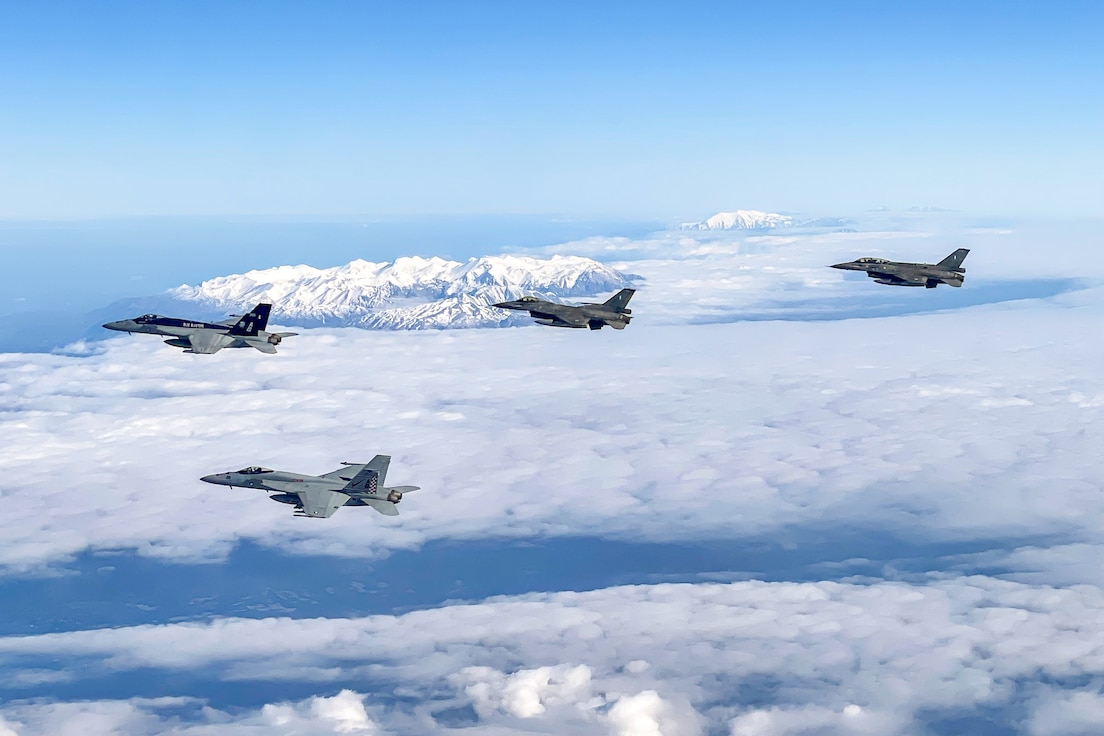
[{"xmin": 0, "ymin": 1, "xmax": 1101, "ymax": 219}]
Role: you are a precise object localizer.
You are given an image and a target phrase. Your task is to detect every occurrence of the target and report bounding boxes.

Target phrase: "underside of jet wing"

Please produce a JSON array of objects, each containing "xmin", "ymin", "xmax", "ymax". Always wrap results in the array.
[
  {"xmin": 165, "ymin": 331, "xmax": 287, "ymax": 354},
  {"xmin": 184, "ymin": 331, "xmax": 232, "ymax": 353},
  {"xmin": 294, "ymin": 488, "xmax": 350, "ymax": 518}
]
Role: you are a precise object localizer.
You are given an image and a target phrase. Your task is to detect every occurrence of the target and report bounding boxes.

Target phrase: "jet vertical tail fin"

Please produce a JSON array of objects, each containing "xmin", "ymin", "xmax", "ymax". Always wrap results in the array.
[
  {"xmin": 936, "ymin": 249, "xmax": 970, "ymax": 272},
  {"xmin": 342, "ymin": 455, "xmax": 390, "ymax": 494},
  {"xmin": 365, "ymin": 454, "xmax": 390, "ymax": 486},
  {"xmin": 228, "ymin": 303, "xmax": 272, "ymax": 336},
  {"xmin": 602, "ymin": 288, "xmax": 635, "ymax": 313}
]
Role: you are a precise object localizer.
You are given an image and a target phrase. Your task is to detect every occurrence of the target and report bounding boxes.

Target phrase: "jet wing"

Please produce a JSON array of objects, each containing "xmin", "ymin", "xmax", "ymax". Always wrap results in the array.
[
  {"xmin": 296, "ymin": 489, "xmax": 350, "ymax": 518},
  {"xmin": 870, "ymin": 272, "xmax": 923, "ymax": 286},
  {"xmin": 529, "ymin": 309, "xmax": 586, "ymax": 327},
  {"xmin": 186, "ymin": 331, "xmax": 231, "ymax": 354}
]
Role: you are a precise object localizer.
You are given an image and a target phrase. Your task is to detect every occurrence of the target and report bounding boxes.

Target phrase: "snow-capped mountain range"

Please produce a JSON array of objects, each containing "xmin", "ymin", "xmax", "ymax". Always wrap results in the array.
[
  {"xmin": 680, "ymin": 210, "xmax": 853, "ymax": 231},
  {"xmin": 163, "ymin": 254, "xmax": 637, "ymax": 330}
]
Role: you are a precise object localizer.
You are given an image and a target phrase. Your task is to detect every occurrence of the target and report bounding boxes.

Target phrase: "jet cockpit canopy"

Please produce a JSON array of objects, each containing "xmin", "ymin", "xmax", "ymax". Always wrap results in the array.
[
  {"xmin": 855, "ymin": 257, "xmax": 888, "ymax": 264},
  {"xmin": 518, "ymin": 296, "xmax": 539, "ymax": 302},
  {"xmin": 238, "ymin": 466, "xmax": 274, "ymax": 475}
]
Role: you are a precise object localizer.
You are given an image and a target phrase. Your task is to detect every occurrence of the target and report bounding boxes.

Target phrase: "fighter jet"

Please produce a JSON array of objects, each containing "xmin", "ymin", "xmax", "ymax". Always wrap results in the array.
[
  {"xmin": 200, "ymin": 455, "xmax": 419, "ymax": 518},
  {"xmin": 103, "ymin": 303, "xmax": 296, "ymax": 354},
  {"xmin": 830, "ymin": 248, "xmax": 970, "ymax": 288},
  {"xmin": 493, "ymin": 288, "xmax": 635, "ymax": 330}
]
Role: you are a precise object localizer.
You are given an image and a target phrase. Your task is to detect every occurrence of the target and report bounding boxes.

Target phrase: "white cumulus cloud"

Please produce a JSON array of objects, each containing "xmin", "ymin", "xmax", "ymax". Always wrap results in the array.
[
  {"xmin": 607, "ymin": 690, "xmax": 701, "ymax": 736},
  {"xmin": 729, "ymin": 704, "xmax": 901, "ymax": 736},
  {"xmin": 454, "ymin": 663, "xmax": 594, "ymax": 718},
  {"xmin": 0, "ymin": 692, "xmax": 379, "ymax": 736}
]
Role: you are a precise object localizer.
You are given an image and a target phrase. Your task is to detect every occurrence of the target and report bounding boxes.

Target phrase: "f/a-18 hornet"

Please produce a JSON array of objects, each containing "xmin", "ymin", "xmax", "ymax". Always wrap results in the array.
[
  {"xmin": 493, "ymin": 288, "xmax": 635, "ymax": 330},
  {"xmin": 830, "ymin": 248, "xmax": 969, "ymax": 288},
  {"xmin": 103, "ymin": 303, "xmax": 296, "ymax": 354},
  {"xmin": 201, "ymin": 455, "xmax": 419, "ymax": 518}
]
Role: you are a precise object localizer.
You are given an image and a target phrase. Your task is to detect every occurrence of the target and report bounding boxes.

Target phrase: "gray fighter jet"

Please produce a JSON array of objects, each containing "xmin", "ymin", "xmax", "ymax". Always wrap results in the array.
[
  {"xmin": 493, "ymin": 288, "xmax": 635, "ymax": 330},
  {"xmin": 830, "ymin": 248, "xmax": 969, "ymax": 288},
  {"xmin": 200, "ymin": 455, "xmax": 419, "ymax": 518},
  {"xmin": 103, "ymin": 303, "xmax": 296, "ymax": 353}
]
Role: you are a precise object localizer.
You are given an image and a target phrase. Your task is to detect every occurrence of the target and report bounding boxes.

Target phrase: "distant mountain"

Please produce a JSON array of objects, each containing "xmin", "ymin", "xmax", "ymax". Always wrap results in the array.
[
  {"xmin": 159, "ymin": 255, "xmax": 638, "ymax": 330},
  {"xmin": 680, "ymin": 210, "xmax": 794, "ymax": 231},
  {"xmin": 680, "ymin": 210, "xmax": 853, "ymax": 232}
]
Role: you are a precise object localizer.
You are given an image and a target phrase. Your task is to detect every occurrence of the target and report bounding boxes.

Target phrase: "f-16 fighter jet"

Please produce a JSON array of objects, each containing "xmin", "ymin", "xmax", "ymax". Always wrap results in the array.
[
  {"xmin": 830, "ymin": 249, "xmax": 969, "ymax": 288},
  {"xmin": 493, "ymin": 288, "xmax": 635, "ymax": 330},
  {"xmin": 103, "ymin": 303, "xmax": 296, "ymax": 354},
  {"xmin": 201, "ymin": 455, "xmax": 419, "ymax": 518}
]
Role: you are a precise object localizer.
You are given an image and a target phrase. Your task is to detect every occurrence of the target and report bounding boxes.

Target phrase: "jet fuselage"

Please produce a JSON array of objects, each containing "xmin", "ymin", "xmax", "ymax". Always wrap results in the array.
[{"xmin": 201, "ymin": 468, "xmax": 342, "ymax": 494}]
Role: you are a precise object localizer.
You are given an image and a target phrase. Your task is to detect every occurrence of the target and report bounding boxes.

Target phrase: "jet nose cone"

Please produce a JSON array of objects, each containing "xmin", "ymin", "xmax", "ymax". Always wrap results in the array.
[
  {"xmin": 492, "ymin": 301, "xmax": 515, "ymax": 309},
  {"xmin": 102, "ymin": 321, "xmax": 127, "ymax": 331},
  {"xmin": 830, "ymin": 262, "xmax": 855, "ymax": 270},
  {"xmin": 200, "ymin": 474, "xmax": 228, "ymax": 485}
]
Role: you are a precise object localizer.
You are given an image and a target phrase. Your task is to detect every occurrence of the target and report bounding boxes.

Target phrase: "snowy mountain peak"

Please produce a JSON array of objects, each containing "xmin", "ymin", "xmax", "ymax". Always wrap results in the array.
[
  {"xmin": 681, "ymin": 210, "xmax": 794, "ymax": 231},
  {"xmin": 168, "ymin": 254, "xmax": 638, "ymax": 330}
]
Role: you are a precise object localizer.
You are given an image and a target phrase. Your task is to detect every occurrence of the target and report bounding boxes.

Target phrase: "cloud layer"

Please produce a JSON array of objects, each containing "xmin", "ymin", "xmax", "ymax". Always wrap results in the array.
[
  {"xmin": 4, "ymin": 577, "xmax": 1104, "ymax": 734},
  {"xmin": 2, "ymin": 282, "xmax": 1104, "ymax": 572}
]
